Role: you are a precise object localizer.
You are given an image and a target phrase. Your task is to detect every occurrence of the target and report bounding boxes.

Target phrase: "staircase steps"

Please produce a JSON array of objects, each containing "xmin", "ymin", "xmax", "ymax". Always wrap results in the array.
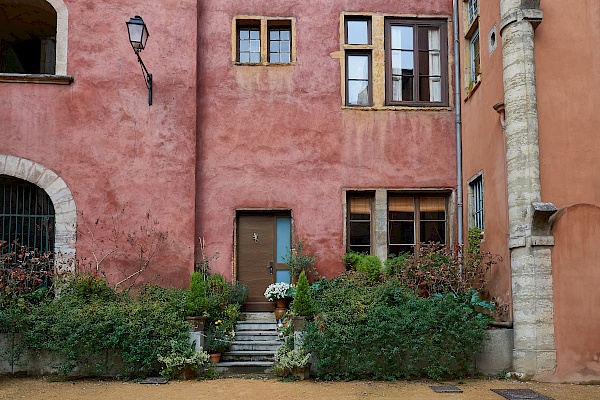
[{"xmin": 216, "ymin": 312, "xmax": 283, "ymax": 375}]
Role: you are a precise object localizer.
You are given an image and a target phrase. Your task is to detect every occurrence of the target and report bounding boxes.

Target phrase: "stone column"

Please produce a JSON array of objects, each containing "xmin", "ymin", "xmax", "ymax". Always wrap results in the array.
[
  {"xmin": 500, "ymin": 0, "xmax": 556, "ymax": 377},
  {"xmin": 374, "ymin": 189, "xmax": 388, "ymax": 261}
]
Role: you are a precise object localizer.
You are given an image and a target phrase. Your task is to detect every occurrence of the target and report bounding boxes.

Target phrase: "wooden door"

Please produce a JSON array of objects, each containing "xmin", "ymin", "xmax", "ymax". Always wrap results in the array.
[{"xmin": 237, "ymin": 213, "xmax": 291, "ymax": 311}]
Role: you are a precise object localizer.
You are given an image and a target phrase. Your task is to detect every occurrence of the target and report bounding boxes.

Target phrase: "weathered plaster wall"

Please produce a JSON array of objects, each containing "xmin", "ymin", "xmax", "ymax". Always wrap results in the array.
[
  {"xmin": 552, "ymin": 205, "xmax": 600, "ymax": 382},
  {"xmin": 196, "ymin": 0, "xmax": 457, "ymax": 278},
  {"xmin": 459, "ymin": 1, "xmax": 512, "ymax": 317},
  {"xmin": 0, "ymin": 0, "xmax": 198, "ymax": 287},
  {"xmin": 535, "ymin": 0, "xmax": 600, "ymax": 382}
]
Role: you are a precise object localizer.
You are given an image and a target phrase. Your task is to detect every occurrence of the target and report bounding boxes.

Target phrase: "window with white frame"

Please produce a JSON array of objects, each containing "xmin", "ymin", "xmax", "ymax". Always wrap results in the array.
[
  {"xmin": 467, "ymin": 0, "xmax": 479, "ymax": 26},
  {"xmin": 469, "ymin": 175, "xmax": 484, "ymax": 229},
  {"xmin": 464, "ymin": 0, "xmax": 481, "ymax": 89}
]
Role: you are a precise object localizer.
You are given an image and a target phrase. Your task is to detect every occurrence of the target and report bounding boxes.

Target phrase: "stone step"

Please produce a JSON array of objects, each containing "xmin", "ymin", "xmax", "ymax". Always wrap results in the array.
[
  {"xmin": 235, "ymin": 331, "xmax": 279, "ymax": 341},
  {"xmin": 236, "ymin": 321, "xmax": 277, "ymax": 331},
  {"xmin": 216, "ymin": 361, "xmax": 273, "ymax": 375},
  {"xmin": 221, "ymin": 350, "xmax": 275, "ymax": 362},
  {"xmin": 230, "ymin": 340, "xmax": 281, "ymax": 352},
  {"xmin": 240, "ymin": 312, "xmax": 276, "ymax": 322}
]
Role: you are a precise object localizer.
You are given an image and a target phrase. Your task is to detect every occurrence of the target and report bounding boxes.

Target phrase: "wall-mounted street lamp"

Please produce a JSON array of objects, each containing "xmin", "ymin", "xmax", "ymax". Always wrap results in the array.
[{"xmin": 126, "ymin": 15, "xmax": 152, "ymax": 106}]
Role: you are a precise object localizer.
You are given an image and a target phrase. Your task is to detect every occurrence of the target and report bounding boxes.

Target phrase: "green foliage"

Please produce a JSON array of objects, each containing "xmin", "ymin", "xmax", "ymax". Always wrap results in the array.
[
  {"xmin": 303, "ymin": 275, "xmax": 492, "ymax": 380},
  {"xmin": 342, "ymin": 251, "xmax": 363, "ymax": 271},
  {"xmin": 355, "ymin": 255, "xmax": 383, "ymax": 283},
  {"xmin": 157, "ymin": 339, "xmax": 210, "ymax": 379},
  {"xmin": 384, "ymin": 252, "xmax": 411, "ymax": 276},
  {"xmin": 292, "ymin": 271, "xmax": 313, "ymax": 317},
  {"xmin": 286, "ymin": 240, "xmax": 318, "ymax": 278},
  {"xmin": 467, "ymin": 227, "xmax": 483, "ymax": 255},
  {"xmin": 273, "ymin": 345, "xmax": 311, "ymax": 378},
  {"xmin": 185, "ymin": 272, "xmax": 209, "ymax": 317},
  {"xmin": 2, "ymin": 274, "xmax": 191, "ymax": 378}
]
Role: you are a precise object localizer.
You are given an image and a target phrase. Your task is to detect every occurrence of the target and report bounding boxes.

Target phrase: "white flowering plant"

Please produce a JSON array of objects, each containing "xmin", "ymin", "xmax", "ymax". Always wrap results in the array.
[{"xmin": 264, "ymin": 282, "xmax": 291, "ymax": 301}]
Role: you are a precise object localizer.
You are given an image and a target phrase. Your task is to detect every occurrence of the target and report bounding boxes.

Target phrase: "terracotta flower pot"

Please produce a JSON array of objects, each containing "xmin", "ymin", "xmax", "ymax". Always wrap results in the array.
[
  {"xmin": 275, "ymin": 299, "xmax": 287, "ymax": 308},
  {"xmin": 209, "ymin": 353, "xmax": 221, "ymax": 363},
  {"xmin": 292, "ymin": 315, "xmax": 307, "ymax": 331},
  {"xmin": 275, "ymin": 307, "xmax": 287, "ymax": 320}
]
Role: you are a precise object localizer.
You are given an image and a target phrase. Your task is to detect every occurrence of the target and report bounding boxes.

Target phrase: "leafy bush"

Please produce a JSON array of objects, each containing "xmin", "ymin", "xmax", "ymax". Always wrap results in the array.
[
  {"xmin": 185, "ymin": 271, "xmax": 209, "ymax": 317},
  {"xmin": 286, "ymin": 240, "xmax": 318, "ymax": 279},
  {"xmin": 355, "ymin": 255, "xmax": 383, "ymax": 283},
  {"xmin": 303, "ymin": 275, "xmax": 491, "ymax": 380},
  {"xmin": 1, "ymin": 274, "xmax": 192, "ymax": 378},
  {"xmin": 292, "ymin": 271, "xmax": 313, "ymax": 317}
]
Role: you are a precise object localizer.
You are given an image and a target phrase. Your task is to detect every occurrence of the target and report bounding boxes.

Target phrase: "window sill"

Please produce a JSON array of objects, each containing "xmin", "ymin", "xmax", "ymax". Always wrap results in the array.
[
  {"xmin": 0, "ymin": 73, "xmax": 73, "ymax": 85},
  {"xmin": 465, "ymin": 15, "xmax": 479, "ymax": 39},
  {"xmin": 342, "ymin": 105, "xmax": 452, "ymax": 112},
  {"xmin": 464, "ymin": 78, "xmax": 481, "ymax": 101},
  {"xmin": 234, "ymin": 62, "xmax": 296, "ymax": 66}
]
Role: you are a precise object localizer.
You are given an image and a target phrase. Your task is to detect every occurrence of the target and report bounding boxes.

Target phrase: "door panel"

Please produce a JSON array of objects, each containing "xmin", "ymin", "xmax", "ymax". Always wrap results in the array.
[{"xmin": 237, "ymin": 214, "xmax": 276, "ymax": 311}]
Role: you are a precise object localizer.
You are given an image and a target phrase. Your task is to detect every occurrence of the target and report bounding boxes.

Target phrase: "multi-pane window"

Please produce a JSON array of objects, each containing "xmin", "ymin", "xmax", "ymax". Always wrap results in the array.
[
  {"xmin": 238, "ymin": 27, "xmax": 260, "ymax": 63},
  {"xmin": 347, "ymin": 195, "xmax": 373, "ymax": 254},
  {"xmin": 0, "ymin": 176, "xmax": 55, "ymax": 253},
  {"xmin": 469, "ymin": 29, "xmax": 481, "ymax": 83},
  {"xmin": 470, "ymin": 176, "xmax": 484, "ymax": 229},
  {"xmin": 388, "ymin": 196, "xmax": 446, "ymax": 256},
  {"xmin": 386, "ymin": 19, "xmax": 448, "ymax": 106},
  {"xmin": 234, "ymin": 17, "xmax": 294, "ymax": 64},
  {"xmin": 268, "ymin": 27, "xmax": 291, "ymax": 63},
  {"xmin": 467, "ymin": 0, "xmax": 479, "ymax": 25},
  {"xmin": 344, "ymin": 17, "xmax": 372, "ymax": 106}
]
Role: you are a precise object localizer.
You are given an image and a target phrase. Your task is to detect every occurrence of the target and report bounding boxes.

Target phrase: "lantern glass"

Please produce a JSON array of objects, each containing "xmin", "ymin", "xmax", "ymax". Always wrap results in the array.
[{"xmin": 127, "ymin": 16, "xmax": 149, "ymax": 51}]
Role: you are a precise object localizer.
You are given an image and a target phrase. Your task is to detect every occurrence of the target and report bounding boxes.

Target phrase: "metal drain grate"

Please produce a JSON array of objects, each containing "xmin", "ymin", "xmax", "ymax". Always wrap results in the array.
[
  {"xmin": 430, "ymin": 385, "xmax": 463, "ymax": 393},
  {"xmin": 491, "ymin": 389, "xmax": 553, "ymax": 399}
]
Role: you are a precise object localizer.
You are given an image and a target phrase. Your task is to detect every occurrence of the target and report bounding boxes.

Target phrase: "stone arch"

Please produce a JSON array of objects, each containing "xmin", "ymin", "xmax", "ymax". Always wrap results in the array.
[{"xmin": 0, "ymin": 154, "xmax": 76, "ymax": 271}]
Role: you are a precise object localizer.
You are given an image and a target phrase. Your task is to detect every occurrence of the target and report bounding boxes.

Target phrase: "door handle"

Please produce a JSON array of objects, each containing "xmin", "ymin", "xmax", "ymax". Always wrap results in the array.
[{"xmin": 268, "ymin": 261, "xmax": 273, "ymax": 275}]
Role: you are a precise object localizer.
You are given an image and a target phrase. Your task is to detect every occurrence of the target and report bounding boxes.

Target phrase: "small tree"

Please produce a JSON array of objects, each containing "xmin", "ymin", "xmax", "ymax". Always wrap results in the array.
[
  {"xmin": 292, "ymin": 271, "xmax": 313, "ymax": 317},
  {"xmin": 185, "ymin": 271, "xmax": 209, "ymax": 317}
]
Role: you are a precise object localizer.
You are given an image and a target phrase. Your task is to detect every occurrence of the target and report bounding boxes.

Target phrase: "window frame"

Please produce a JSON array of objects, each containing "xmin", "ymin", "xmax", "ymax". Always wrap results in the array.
[
  {"xmin": 384, "ymin": 18, "xmax": 449, "ymax": 107},
  {"xmin": 469, "ymin": 28, "xmax": 481, "ymax": 84},
  {"xmin": 345, "ymin": 16, "xmax": 372, "ymax": 45},
  {"xmin": 387, "ymin": 195, "xmax": 448, "ymax": 256},
  {"xmin": 233, "ymin": 16, "xmax": 296, "ymax": 65},
  {"xmin": 468, "ymin": 174, "xmax": 484, "ymax": 230},
  {"xmin": 345, "ymin": 50, "xmax": 373, "ymax": 107},
  {"xmin": 347, "ymin": 193, "xmax": 374, "ymax": 254}
]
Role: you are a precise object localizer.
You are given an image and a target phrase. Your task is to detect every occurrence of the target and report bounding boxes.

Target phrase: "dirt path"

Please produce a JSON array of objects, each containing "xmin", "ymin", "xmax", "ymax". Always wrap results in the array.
[{"xmin": 1, "ymin": 377, "xmax": 599, "ymax": 400}]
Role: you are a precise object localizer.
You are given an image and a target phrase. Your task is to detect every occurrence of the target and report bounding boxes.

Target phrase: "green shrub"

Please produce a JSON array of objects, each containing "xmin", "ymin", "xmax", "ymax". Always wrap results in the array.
[
  {"xmin": 292, "ymin": 271, "xmax": 313, "ymax": 317},
  {"xmin": 355, "ymin": 255, "xmax": 382, "ymax": 283},
  {"xmin": 303, "ymin": 275, "xmax": 491, "ymax": 380},
  {"xmin": 185, "ymin": 271, "xmax": 209, "ymax": 317},
  {"xmin": 10, "ymin": 274, "xmax": 191, "ymax": 378}
]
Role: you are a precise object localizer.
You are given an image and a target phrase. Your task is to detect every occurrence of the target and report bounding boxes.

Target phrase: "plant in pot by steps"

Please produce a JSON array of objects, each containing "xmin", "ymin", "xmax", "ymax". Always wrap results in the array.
[
  {"xmin": 291, "ymin": 271, "xmax": 313, "ymax": 331},
  {"xmin": 205, "ymin": 320, "xmax": 234, "ymax": 363},
  {"xmin": 157, "ymin": 339, "xmax": 210, "ymax": 380},
  {"xmin": 264, "ymin": 281, "xmax": 291, "ymax": 320},
  {"xmin": 185, "ymin": 271, "xmax": 209, "ymax": 331},
  {"xmin": 285, "ymin": 240, "xmax": 318, "ymax": 284},
  {"xmin": 273, "ymin": 344, "xmax": 311, "ymax": 380}
]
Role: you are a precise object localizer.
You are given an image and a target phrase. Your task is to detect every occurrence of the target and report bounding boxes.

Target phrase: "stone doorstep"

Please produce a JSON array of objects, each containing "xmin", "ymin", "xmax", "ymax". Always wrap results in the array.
[
  {"xmin": 236, "ymin": 321, "xmax": 278, "ymax": 331},
  {"xmin": 241, "ymin": 312, "xmax": 276, "ymax": 322}
]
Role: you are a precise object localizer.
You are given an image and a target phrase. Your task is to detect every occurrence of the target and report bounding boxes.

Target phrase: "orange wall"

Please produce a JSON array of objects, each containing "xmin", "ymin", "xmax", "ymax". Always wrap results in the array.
[{"xmin": 459, "ymin": 1, "xmax": 511, "ymax": 316}]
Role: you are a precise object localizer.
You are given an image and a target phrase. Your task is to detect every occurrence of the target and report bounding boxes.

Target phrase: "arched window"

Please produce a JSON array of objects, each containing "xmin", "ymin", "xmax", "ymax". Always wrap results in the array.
[
  {"xmin": 0, "ymin": 0, "xmax": 68, "ymax": 75},
  {"xmin": 0, "ymin": 175, "xmax": 55, "ymax": 252}
]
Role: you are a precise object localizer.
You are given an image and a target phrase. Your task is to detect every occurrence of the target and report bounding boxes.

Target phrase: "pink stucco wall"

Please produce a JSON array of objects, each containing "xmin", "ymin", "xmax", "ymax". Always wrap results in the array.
[
  {"xmin": 0, "ymin": 0, "xmax": 198, "ymax": 287},
  {"xmin": 196, "ymin": 0, "xmax": 457, "ymax": 278}
]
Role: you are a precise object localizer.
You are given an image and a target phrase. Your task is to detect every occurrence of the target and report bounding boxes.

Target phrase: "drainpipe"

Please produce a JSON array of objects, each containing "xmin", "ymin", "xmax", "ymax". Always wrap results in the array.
[{"xmin": 452, "ymin": 0, "xmax": 464, "ymax": 264}]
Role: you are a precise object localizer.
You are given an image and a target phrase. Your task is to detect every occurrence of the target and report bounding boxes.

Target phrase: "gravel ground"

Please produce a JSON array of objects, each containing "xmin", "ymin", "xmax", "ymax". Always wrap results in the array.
[{"xmin": 1, "ymin": 377, "xmax": 600, "ymax": 400}]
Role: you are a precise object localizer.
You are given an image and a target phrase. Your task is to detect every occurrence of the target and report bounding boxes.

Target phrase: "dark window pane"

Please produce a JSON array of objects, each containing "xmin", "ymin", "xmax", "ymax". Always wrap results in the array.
[
  {"xmin": 350, "ymin": 221, "xmax": 371, "ymax": 245},
  {"xmin": 389, "ymin": 245, "xmax": 414, "ymax": 257},
  {"xmin": 347, "ymin": 20, "xmax": 369, "ymax": 44},
  {"xmin": 388, "ymin": 211, "xmax": 414, "ymax": 220},
  {"xmin": 420, "ymin": 211, "xmax": 445, "ymax": 220},
  {"xmin": 420, "ymin": 221, "xmax": 445, "ymax": 243},
  {"xmin": 389, "ymin": 221, "xmax": 415, "ymax": 245},
  {"xmin": 350, "ymin": 245, "xmax": 371, "ymax": 254}
]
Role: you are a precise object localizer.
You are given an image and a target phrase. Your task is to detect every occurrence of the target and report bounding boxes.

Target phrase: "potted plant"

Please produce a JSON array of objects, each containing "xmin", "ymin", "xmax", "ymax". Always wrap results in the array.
[
  {"xmin": 273, "ymin": 345, "xmax": 311, "ymax": 380},
  {"xmin": 157, "ymin": 339, "xmax": 210, "ymax": 380},
  {"xmin": 185, "ymin": 271, "xmax": 209, "ymax": 331},
  {"xmin": 285, "ymin": 240, "xmax": 317, "ymax": 284},
  {"xmin": 205, "ymin": 320, "xmax": 235, "ymax": 363},
  {"xmin": 264, "ymin": 282, "xmax": 291, "ymax": 319},
  {"xmin": 291, "ymin": 271, "xmax": 313, "ymax": 331}
]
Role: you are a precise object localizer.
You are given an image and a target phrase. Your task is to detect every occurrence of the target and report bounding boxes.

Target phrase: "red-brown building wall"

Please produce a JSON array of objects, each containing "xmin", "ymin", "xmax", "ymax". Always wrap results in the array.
[
  {"xmin": 0, "ymin": 0, "xmax": 198, "ymax": 287},
  {"xmin": 196, "ymin": 0, "xmax": 457, "ymax": 278}
]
